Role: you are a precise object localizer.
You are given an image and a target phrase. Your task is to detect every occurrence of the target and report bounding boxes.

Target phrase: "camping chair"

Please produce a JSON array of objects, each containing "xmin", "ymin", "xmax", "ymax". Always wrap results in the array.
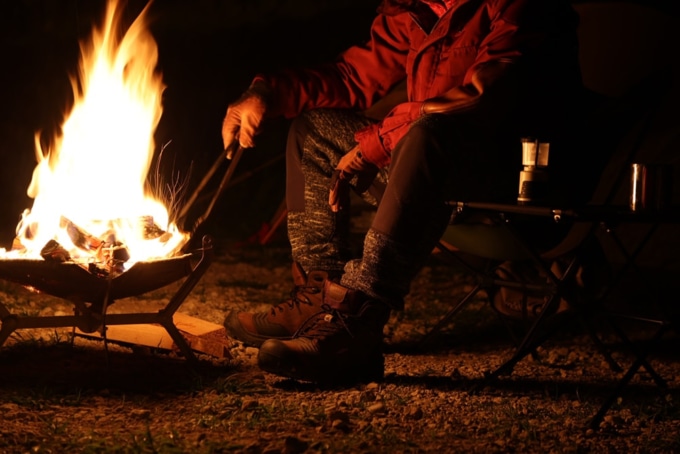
[{"xmin": 419, "ymin": 68, "xmax": 675, "ymax": 428}]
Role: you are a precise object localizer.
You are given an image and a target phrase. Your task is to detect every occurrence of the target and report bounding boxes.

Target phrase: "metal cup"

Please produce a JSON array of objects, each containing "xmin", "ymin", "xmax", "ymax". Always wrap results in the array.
[{"xmin": 629, "ymin": 163, "xmax": 673, "ymax": 212}]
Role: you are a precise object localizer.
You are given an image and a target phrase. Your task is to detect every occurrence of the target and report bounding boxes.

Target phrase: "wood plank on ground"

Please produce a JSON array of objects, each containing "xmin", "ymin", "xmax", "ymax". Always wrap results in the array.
[{"xmin": 75, "ymin": 312, "xmax": 233, "ymax": 359}]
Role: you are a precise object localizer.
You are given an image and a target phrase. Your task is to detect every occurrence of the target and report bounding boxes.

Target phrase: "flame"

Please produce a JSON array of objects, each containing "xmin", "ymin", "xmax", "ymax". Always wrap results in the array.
[{"xmin": 0, "ymin": 0, "xmax": 188, "ymax": 269}]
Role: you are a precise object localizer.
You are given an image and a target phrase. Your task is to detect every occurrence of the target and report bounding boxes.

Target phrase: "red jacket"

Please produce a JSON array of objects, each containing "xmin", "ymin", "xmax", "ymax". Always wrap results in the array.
[{"xmin": 257, "ymin": 0, "xmax": 584, "ymax": 168}]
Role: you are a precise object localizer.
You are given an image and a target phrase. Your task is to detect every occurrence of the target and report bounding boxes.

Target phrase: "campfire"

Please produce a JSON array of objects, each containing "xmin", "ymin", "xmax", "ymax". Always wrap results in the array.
[
  {"xmin": 0, "ymin": 1, "xmax": 229, "ymax": 361},
  {"xmin": 0, "ymin": 0, "xmax": 188, "ymax": 277}
]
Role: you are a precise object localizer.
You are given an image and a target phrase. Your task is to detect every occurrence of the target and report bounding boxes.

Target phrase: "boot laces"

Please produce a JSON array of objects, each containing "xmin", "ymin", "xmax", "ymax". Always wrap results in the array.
[
  {"xmin": 270, "ymin": 284, "xmax": 321, "ymax": 316},
  {"xmin": 298, "ymin": 304, "xmax": 354, "ymax": 339}
]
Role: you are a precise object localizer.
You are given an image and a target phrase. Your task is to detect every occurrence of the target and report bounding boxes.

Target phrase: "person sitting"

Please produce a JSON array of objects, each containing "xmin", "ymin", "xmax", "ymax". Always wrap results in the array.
[{"xmin": 220, "ymin": 0, "xmax": 596, "ymax": 384}]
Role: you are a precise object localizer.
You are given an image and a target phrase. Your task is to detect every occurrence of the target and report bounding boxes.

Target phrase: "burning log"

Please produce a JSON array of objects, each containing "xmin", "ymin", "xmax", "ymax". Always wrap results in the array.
[
  {"xmin": 56, "ymin": 216, "xmax": 132, "ymax": 276},
  {"xmin": 40, "ymin": 239, "xmax": 71, "ymax": 262},
  {"xmin": 97, "ymin": 242, "xmax": 130, "ymax": 276},
  {"xmin": 139, "ymin": 215, "xmax": 166, "ymax": 240},
  {"xmin": 138, "ymin": 215, "xmax": 175, "ymax": 245},
  {"xmin": 11, "ymin": 237, "xmax": 26, "ymax": 253},
  {"xmin": 59, "ymin": 216, "xmax": 143, "ymax": 260},
  {"xmin": 6, "ymin": 211, "xmax": 181, "ymax": 279},
  {"xmin": 60, "ymin": 216, "xmax": 103, "ymax": 252}
]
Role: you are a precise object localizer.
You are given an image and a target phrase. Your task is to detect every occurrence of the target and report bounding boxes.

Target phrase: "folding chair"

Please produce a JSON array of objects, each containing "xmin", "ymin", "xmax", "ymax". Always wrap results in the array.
[{"xmin": 419, "ymin": 68, "xmax": 674, "ymax": 428}]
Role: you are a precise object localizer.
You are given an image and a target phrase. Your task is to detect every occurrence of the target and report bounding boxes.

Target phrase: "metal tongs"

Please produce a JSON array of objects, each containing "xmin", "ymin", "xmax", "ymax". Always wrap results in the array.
[{"xmin": 177, "ymin": 140, "xmax": 245, "ymax": 237}]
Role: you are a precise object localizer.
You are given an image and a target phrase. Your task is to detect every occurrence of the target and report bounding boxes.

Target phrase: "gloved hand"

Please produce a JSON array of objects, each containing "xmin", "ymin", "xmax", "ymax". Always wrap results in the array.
[
  {"xmin": 328, "ymin": 145, "xmax": 378, "ymax": 212},
  {"xmin": 221, "ymin": 79, "xmax": 272, "ymax": 155}
]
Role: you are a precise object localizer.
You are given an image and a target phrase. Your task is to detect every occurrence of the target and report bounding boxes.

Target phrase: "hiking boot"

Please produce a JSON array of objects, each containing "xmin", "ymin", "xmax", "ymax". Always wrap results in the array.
[
  {"xmin": 223, "ymin": 262, "xmax": 329, "ymax": 347},
  {"xmin": 257, "ymin": 280, "xmax": 391, "ymax": 384}
]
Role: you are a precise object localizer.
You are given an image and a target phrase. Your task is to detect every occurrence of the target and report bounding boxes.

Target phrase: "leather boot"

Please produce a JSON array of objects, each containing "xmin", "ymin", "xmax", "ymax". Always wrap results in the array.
[
  {"xmin": 223, "ymin": 262, "xmax": 329, "ymax": 347},
  {"xmin": 257, "ymin": 280, "xmax": 391, "ymax": 384}
]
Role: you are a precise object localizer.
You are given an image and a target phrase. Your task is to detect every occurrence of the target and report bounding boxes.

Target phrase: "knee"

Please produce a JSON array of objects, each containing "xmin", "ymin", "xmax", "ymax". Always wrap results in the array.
[
  {"xmin": 401, "ymin": 119, "xmax": 436, "ymax": 148},
  {"xmin": 391, "ymin": 117, "xmax": 451, "ymax": 167}
]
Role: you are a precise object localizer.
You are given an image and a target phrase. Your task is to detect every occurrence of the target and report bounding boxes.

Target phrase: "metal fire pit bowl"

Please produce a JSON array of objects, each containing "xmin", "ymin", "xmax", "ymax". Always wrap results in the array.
[
  {"xmin": 0, "ymin": 235, "xmax": 215, "ymax": 364},
  {"xmin": 0, "ymin": 253, "xmax": 193, "ymax": 303}
]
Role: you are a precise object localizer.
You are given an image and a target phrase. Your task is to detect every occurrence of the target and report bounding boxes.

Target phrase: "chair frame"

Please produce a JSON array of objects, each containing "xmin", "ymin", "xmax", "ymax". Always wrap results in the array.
[{"xmin": 424, "ymin": 199, "xmax": 679, "ymax": 429}]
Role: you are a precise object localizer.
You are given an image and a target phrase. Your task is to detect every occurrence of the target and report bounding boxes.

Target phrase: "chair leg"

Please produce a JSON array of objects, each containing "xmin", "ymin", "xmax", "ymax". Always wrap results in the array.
[
  {"xmin": 489, "ymin": 308, "xmax": 542, "ymax": 361},
  {"xmin": 486, "ymin": 292, "xmax": 566, "ymax": 378},
  {"xmin": 419, "ymin": 282, "xmax": 484, "ymax": 348},
  {"xmin": 605, "ymin": 315, "xmax": 669, "ymax": 387},
  {"xmin": 259, "ymin": 200, "xmax": 287, "ymax": 246},
  {"xmin": 588, "ymin": 321, "xmax": 670, "ymax": 430},
  {"xmin": 579, "ymin": 315, "xmax": 623, "ymax": 372}
]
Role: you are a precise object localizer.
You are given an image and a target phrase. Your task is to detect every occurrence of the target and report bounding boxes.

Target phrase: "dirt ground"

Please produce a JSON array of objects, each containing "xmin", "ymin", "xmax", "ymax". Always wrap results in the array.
[{"xmin": 0, "ymin": 233, "xmax": 679, "ymax": 454}]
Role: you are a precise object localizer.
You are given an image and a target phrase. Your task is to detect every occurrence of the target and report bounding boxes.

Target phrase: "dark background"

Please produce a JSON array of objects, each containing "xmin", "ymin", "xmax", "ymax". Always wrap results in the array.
[{"xmin": 0, "ymin": 0, "xmax": 678, "ymax": 260}]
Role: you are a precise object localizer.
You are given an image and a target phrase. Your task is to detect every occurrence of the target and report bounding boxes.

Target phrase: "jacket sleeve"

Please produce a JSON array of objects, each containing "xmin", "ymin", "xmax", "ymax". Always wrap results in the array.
[
  {"xmin": 256, "ymin": 13, "xmax": 412, "ymax": 119},
  {"xmin": 354, "ymin": 101, "xmax": 422, "ymax": 168}
]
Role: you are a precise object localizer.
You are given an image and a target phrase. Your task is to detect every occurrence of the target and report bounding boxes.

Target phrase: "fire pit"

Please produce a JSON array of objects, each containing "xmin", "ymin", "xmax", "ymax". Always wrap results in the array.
[{"xmin": 0, "ymin": 235, "xmax": 213, "ymax": 363}]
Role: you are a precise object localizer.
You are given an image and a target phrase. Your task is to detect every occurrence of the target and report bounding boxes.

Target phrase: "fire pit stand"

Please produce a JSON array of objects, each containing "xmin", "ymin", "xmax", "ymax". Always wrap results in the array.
[{"xmin": 0, "ymin": 235, "xmax": 215, "ymax": 365}]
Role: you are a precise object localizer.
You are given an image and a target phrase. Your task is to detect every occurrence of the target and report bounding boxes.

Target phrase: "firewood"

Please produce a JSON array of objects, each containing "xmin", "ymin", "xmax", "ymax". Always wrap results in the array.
[
  {"xmin": 139, "ymin": 215, "xmax": 166, "ymax": 240},
  {"xmin": 60, "ymin": 216, "xmax": 102, "ymax": 251},
  {"xmin": 11, "ymin": 237, "xmax": 25, "ymax": 253},
  {"xmin": 75, "ymin": 313, "xmax": 233, "ymax": 359},
  {"xmin": 40, "ymin": 239, "xmax": 71, "ymax": 262}
]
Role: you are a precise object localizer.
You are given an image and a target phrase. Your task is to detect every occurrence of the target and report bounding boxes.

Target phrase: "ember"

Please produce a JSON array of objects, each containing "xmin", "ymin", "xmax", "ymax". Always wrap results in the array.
[{"xmin": 0, "ymin": 0, "xmax": 188, "ymax": 271}]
